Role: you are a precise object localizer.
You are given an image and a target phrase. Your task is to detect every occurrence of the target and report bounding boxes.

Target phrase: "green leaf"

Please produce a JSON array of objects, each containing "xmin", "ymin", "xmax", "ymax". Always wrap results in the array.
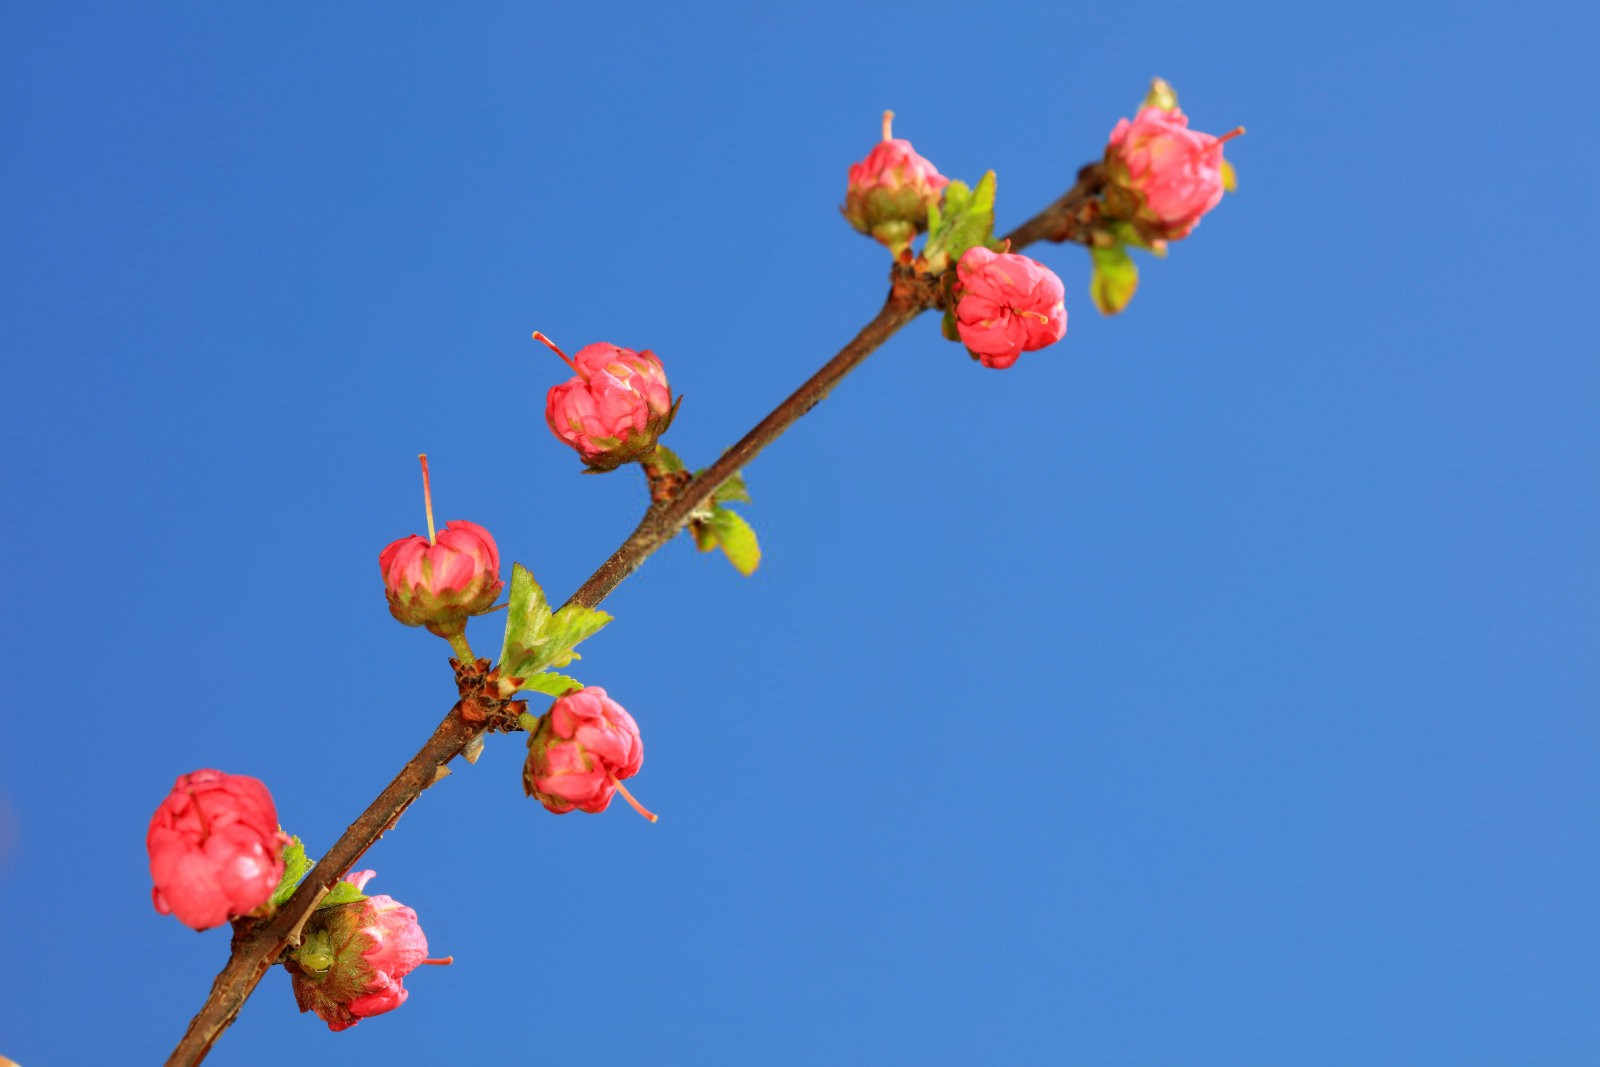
[
  {"xmin": 498, "ymin": 562, "xmax": 613, "ymax": 679},
  {"xmin": 708, "ymin": 507, "xmax": 761, "ymax": 576},
  {"xmin": 518, "ymin": 670, "xmax": 583, "ymax": 697},
  {"xmin": 691, "ymin": 520, "xmax": 719, "ymax": 552},
  {"xmin": 712, "ymin": 471, "xmax": 751, "ymax": 505},
  {"xmin": 1089, "ymin": 244, "xmax": 1139, "ymax": 315},
  {"xmin": 317, "ymin": 881, "xmax": 367, "ymax": 909},
  {"xmin": 923, "ymin": 170, "xmax": 997, "ymax": 275},
  {"xmin": 499, "ymin": 564, "xmax": 552, "ymax": 669},
  {"xmin": 1220, "ymin": 158, "xmax": 1238, "ymax": 193},
  {"xmin": 538, "ymin": 603, "xmax": 612, "ymax": 669},
  {"xmin": 267, "ymin": 835, "xmax": 311, "ymax": 910}
]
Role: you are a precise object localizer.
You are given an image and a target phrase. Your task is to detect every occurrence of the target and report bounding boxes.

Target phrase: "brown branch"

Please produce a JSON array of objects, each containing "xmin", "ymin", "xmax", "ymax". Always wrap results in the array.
[{"xmin": 165, "ymin": 165, "xmax": 1105, "ymax": 1067}]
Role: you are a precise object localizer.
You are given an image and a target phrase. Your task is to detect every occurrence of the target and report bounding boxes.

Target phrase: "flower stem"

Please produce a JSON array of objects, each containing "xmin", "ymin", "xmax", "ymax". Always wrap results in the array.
[{"xmin": 446, "ymin": 632, "xmax": 475, "ymax": 664}]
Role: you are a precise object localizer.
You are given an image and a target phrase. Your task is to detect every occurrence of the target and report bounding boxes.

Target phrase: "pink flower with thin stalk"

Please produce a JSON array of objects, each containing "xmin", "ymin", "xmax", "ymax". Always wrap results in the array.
[
  {"xmin": 538, "ymin": 332, "xmax": 677, "ymax": 471},
  {"xmin": 288, "ymin": 869, "xmax": 452, "ymax": 1032},
  {"xmin": 953, "ymin": 246, "xmax": 1067, "ymax": 369},
  {"xmin": 1104, "ymin": 106, "xmax": 1244, "ymax": 240},
  {"xmin": 523, "ymin": 686, "xmax": 656, "ymax": 821},
  {"xmin": 147, "ymin": 769, "xmax": 291, "ymax": 931},
  {"xmin": 842, "ymin": 110, "xmax": 949, "ymax": 253},
  {"xmin": 379, "ymin": 454, "xmax": 503, "ymax": 641}
]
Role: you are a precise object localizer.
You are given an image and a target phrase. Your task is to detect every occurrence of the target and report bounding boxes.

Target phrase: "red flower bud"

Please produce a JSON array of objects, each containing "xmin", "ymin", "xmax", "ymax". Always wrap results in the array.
[
  {"xmin": 379, "ymin": 519, "xmax": 503, "ymax": 638},
  {"xmin": 953, "ymin": 247, "xmax": 1068, "ymax": 369},
  {"xmin": 540, "ymin": 334, "xmax": 677, "ymax": 471},
  {"xmin": 523, "ymin": 687, "xmax": 655, "ymax": 820},
  {"xmin": 1103, "ymin": 106, "xmax": 1242, "ymax": 241},
  {"xmin": 842, "ymin": 110, "xmax": 949, "ymax": 254},
  {"xmin": 289, "ymin": 870, "xmax": 451, "ymax": 1032},
  {"xmin": 147, "ymin": 769, "xmax": 291, "ymax": 931}
]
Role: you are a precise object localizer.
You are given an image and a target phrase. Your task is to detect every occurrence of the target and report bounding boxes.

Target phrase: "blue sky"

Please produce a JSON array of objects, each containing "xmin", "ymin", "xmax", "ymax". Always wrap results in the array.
[{"xmin": 3, "ymin": 2, "xmax": 1596, "ymax": 1064}]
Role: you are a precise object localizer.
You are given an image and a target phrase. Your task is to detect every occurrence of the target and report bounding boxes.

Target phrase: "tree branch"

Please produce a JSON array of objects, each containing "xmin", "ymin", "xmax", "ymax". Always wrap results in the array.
[{"xmin": 164, "ymin": 165, "xmax": 1105, "ymax": 1067}]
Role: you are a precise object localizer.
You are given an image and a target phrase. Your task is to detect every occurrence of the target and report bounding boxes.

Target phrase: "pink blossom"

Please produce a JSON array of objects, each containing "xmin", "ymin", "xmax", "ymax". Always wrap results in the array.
[
  {"xmin": 523, "ymin": 687, "xmax": 652, "ymax": 818},
  {"xmin": 842, "ymin": 111, "xmax": 949, "ymax": 252},
  {"xmin": 544, "ymin": 341, "xmax": 676, "ymax": 471},
  {"xmin": 147, "ymin": 769, "xmax": 290, "ymax": 931},
  {"xmin": 379, "ymin": 520, "xmax": 503, "ymax": 637},
  {"xmin": 289, "ymin": 870, "xmax": 449, "ymax": 1032},
  {"xmin": 1104, "ymin": 106, "xmax": 1240, "ymax": 240},
  {"xmin": 953, "ymin": 247, "xmax": 1068, "ymax": 369}
]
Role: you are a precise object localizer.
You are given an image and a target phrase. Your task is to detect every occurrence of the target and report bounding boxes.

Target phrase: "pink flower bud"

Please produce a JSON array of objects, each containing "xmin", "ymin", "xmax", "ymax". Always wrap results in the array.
[
  {"xmin": 952, "ymin": 247, "xmax": 1068, "ymax": 369},
  {"xmin": 842, "ymin": 110, "xmax": 949, "ymax": 253},
  {"xmin": 379, "ymin": 520, "xmax": 503, "ymax": 638},
  {"xmin": 147, "ymin": 769, "xmax": 291, "ymax": 931},
  {"xmin": 523, "ymin": 687, "xmax": 654, "ymax": 819},
  {"xmin": 543, "ymin": 341, "xmax": 677, "ymax": 472},
  {"xmin": 1103, "ymin": 106, "xmax": 1241, "ymax": 240},
  {"xmin": 289, "ymin": 870, "xmax": 450, "ymax": 1032}
]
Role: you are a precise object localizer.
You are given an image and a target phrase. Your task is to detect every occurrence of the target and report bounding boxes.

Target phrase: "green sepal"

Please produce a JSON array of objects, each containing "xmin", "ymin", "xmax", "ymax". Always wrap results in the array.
[
  {"xmin": 317, "ymin": 881, "xmax": 367, "ymax": 910},
  {"xmin": 517, "ymin": 670, "xmax": 583, "ymax": 697},
  {"xmin": 648, "ymin": 443, "xmax": 687, "ymax": 474},
  {"xmin": 1090, "ymin": 244, "xmax": 1139, "ymax": 315},
  {"xmin": 1220, "ymin": 159, "xmax": 1238, "ymax": 193},
  {"xmin": 1143, "ymin": 77, "xmax": 1179, "ymax": 111},
  {"xmin": 922, "ymin": 170, "xmax": 997, "ymax": 275},
  {"xmin": 499, "ymin": 563, "xmax": 613, "ymax": 686},
  {"xmin": 267, "ymin": 835, "xmax": 311, "ymax": 910},
  {"xmin": 941, "ymin": 307, "xmax": 960, "ymax": 342}
]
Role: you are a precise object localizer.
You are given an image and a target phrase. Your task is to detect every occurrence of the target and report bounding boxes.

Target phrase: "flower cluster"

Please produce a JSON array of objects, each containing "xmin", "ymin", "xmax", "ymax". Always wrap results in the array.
[
  {"xmin": 524, "ymin": 687, "xmax": 654, "ymax": 820},
  {"xmin": 380, "ymin": 520, "xmax": 503, "ymax": 637},
  {"xmin": 147, "ymin": 769, "xmax": 290, "ymax": 931},
  {"xmin": 541, "ymin": 334, "xmax": 677, "ymax": 471},
  {"xmin": 1103, "ymin": 105, "xmax": 1242, "ymax": 241},
  {"xmin": 953, "ymin": 247, "xmax": 1068, "ymax": 369},
  {"xmin": 289, "ymin": 870, "xmax": 450, "ymax": 1032},
  {"xmin": 842, "ymin": 110, "xmax": 949, "ymax": 254}
]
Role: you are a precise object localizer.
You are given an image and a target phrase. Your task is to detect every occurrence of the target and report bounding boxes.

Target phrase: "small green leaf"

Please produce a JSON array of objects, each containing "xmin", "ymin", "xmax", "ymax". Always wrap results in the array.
[
  {"xmin": 923, "ymin": 170, "xmax": 997, "ymax": 274},
  {"xmin": 499, "ymin": 564, "xmax": 552, "ymax": 668},
  {"xmin": 317, "ymin": 881, "xmax": 367, "ymax": 909},
  {"xmin": 712, "ymin": 471, "xmax": 751, "ymax": 505},
  {"xmin": 1220, "ymin": 158, "xmax": 1238, "ymax": 193},
  {"xmin": 1090, "ymin": 244, "xmax": 1139, "ymax": 315},
  {"xmin": 518, "ymin": 671, "xmax": 583, "ymax": 697},
  {"xmin": 691, "ymin": 520, "xmax": 719, "ymax": 552},
  {"xmin": 709, "ymin": 507, "xmax": 761, "ymax": 576},
  {"xmin": 539, "ymin": 604, "xmax": 612, "ymax": 669},
  {"xmin": 268, "ymin": 835, "xmax": 311, "ymax": 909}
]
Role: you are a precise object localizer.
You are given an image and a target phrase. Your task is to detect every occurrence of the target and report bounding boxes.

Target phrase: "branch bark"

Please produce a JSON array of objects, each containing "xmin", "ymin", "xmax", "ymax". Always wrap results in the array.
[{"xmin": 164, "ymin": 166, "xmax": 1104, "ymax": 1067}]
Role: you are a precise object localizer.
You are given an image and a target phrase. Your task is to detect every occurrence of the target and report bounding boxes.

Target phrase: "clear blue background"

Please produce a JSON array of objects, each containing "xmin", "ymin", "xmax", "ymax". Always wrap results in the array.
[{"xmin": 3, "ymin": 2, "xmax": 1596, "ymax": 1064}]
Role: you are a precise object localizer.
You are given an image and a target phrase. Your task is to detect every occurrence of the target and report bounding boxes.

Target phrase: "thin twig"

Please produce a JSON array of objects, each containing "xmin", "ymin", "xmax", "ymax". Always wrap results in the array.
[{"xmin": 164, "ymin": 167, "xmax": 1105, "ymax": 1067}]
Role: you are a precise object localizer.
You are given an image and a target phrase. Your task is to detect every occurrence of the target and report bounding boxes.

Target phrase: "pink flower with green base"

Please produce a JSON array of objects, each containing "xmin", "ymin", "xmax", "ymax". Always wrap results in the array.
[
  {"xmin": 953, "ymin": 246, "xmax": 1067, "ymax": 369},
  {"xmin": 523, "ymin": 686, "xmax": 656, "ymax": 821},
  {"xmin": 288, "ymin": 870, "xmax": 452, "ymax": 1032},
  {"xmin": 842, "ymin": 110, "xmax": 950, "ymax": 254},
  {"xmin": 539, "ymin": 332, "xmax": 678, "ymax": 472},
  {"xmin": 147, "ymin": 769, "xmax": 291, "ymax": 931},
  {"xmin": 1103, "ymin": 106, "xmax": 1244, "ymax": 241},
  {"xmin": 379, "ymin": 454, "xmax": 503, "ymax": 650}
]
